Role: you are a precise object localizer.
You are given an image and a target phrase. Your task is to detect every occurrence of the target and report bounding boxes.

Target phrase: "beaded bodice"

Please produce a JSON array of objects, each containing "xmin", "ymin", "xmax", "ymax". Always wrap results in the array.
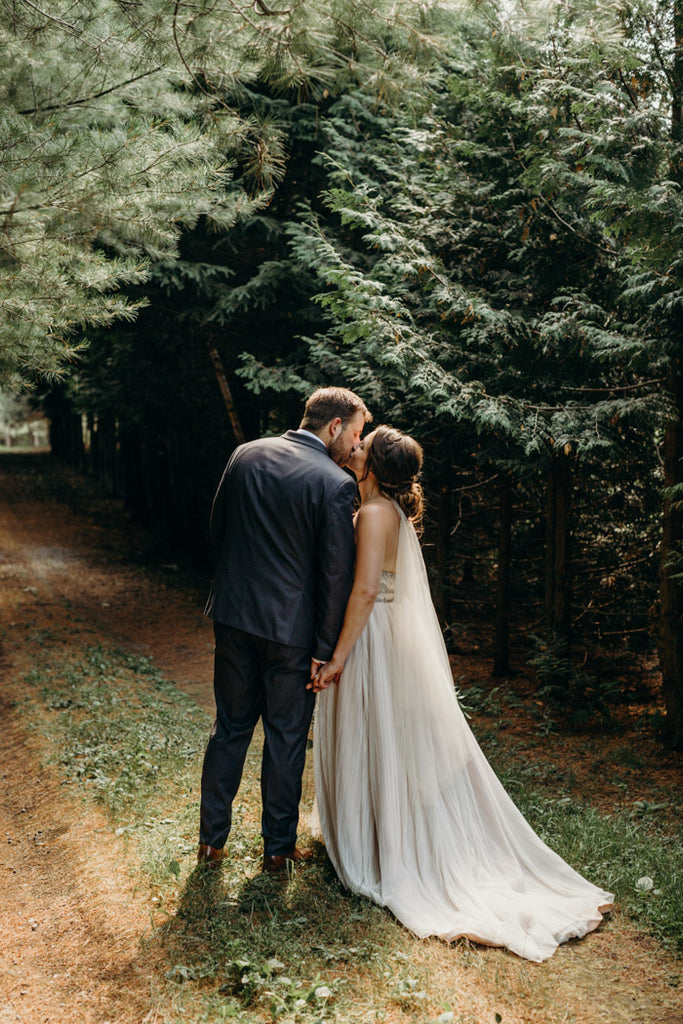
[{"xmin": 375, "ymin": 569, "xmax": 396, "ymax": 603}]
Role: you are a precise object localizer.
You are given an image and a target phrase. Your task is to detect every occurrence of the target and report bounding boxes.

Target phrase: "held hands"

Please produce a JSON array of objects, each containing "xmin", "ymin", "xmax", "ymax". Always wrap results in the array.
[{"xmin": 307, "ymin": 656, "xmax": 344, "ymax": 693}]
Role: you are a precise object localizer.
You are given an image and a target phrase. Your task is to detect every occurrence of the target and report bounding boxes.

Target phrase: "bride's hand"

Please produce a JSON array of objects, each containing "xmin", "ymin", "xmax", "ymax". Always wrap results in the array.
[{"xmin": 307, "ymin": 657, "xmax": 344, "ymax": 692}]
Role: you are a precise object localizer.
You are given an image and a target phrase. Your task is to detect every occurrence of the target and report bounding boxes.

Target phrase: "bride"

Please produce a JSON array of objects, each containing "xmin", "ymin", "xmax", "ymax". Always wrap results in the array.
[{"xmin": 310, "ymin": 425, "xmax": 613, "ymax": 963}]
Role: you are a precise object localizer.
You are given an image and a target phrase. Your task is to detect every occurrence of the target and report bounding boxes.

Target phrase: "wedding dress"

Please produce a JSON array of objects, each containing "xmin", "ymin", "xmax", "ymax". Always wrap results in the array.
[{"xmin": 313, "ymin": 507, "xmax": 613, "ymax": 963}]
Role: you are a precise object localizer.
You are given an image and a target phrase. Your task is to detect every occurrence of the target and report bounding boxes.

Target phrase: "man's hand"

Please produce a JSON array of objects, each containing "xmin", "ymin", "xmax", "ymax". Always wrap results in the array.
[
  {"xmin": 309, "ymin": 657, "xmax": 324, "ymax": 685},
  {"xmin": 307, "ymin": 657, "xmax": 326, "ymax": 692},
  {"xmin": 307, "ymin": 656, "xmax": 343, "ymax": 693}
]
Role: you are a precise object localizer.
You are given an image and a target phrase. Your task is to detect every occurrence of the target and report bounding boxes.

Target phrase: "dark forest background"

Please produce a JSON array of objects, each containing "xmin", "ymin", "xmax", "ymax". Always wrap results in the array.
[{"xmin": 2, "ymin": 0, "xmax": 682, "ymax": 745}]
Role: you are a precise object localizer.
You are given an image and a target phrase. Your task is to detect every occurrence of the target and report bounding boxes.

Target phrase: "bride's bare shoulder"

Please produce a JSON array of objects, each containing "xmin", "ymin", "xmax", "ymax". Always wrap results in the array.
[{"xmin": 355, "ymin": 498, "xmax": 399, "ymax": 532}]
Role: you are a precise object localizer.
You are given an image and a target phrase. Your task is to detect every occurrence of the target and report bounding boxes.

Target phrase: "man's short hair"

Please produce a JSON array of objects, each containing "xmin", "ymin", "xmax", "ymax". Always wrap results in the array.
[{"xmin": 300, "ymin": 387, "xmax": 372, "ymax": 432}]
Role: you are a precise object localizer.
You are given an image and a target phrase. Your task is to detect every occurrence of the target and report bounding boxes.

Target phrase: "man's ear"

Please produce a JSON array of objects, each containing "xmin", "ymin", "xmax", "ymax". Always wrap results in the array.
[{"xmin": 329, "ymin": 417, "xmax": 342, "ymax": 439}]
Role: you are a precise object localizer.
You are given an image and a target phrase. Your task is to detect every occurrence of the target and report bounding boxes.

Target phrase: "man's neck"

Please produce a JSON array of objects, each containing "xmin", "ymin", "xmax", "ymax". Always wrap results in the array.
[{"xmin": 297, "ymin": 428, "xmax": 327, "ymax": 449}]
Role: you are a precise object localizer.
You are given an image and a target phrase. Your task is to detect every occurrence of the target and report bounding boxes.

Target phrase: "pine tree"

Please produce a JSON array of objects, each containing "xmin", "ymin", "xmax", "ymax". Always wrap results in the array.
[
  {"xmin": 501, "ymin": 0, "xmax": 682, "ymax": 741},
  {"xmin": 35, "ymin": 0, "xmax": 449, "ymax": 544},
  {"xmin": 30, "ymin": 0, "xmax": 671, "ymax": 733},
  {"xmin": 0, "ymin": 0, "xmax": 317, "ymax": 388},
  {"xmin": 235, "ymin": 2, "xmax": 662, "ymax": 695}
]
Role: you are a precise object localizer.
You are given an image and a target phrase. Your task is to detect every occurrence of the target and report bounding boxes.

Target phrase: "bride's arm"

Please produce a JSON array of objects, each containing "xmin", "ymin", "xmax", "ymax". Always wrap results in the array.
[{"xmin": 308, "ymin": 503, "xmax": 388, "ymax": 691}]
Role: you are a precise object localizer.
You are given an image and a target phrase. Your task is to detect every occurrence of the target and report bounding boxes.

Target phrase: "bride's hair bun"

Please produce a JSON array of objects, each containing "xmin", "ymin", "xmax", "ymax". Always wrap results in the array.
[{"xmin": 367, "ymin": 426, "xmax": 424, "ymax": 527}]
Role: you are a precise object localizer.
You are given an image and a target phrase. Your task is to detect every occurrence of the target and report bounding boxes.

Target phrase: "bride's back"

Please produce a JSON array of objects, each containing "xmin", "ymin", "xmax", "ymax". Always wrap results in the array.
[{"xmin": 355, "ymin": 497, "xmax": 401, "ymax": 574}]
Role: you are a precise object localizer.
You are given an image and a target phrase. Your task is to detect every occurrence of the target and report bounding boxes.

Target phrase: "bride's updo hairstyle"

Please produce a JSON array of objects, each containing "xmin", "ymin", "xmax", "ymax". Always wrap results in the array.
[{"xmin": 366, "ymin": 425, "xmax": 424, "ymax": 528}]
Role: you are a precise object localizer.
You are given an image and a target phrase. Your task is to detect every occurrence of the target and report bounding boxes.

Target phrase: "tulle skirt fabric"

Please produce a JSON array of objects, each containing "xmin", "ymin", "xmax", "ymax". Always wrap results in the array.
[{"xmin": 313, "ymin": 514, "xmax": 612, "ymax": 963}]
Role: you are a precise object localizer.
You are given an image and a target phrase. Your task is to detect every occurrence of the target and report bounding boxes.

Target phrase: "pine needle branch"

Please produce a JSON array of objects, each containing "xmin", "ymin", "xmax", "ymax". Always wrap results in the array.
[
  {"xmin": 19, "ymin": 0, "xmax": 79, "ymax": 34},
  {"xmin": 254, "ymin": 0, "xmax": 291, "ymax": 15},
  {"xmin": 505, "ymin": 130, "xmax": 618, "ymax": 258},
  {"xmin": 18, "ymin": 67, "xmax": 164, "ymax": 115},
  {"xmin": 644, "ymin": 15, "xmax": 677, "ymax": 100}
]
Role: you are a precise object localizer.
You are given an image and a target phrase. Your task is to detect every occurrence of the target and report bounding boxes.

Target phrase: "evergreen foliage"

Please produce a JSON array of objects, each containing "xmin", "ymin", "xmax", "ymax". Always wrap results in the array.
[
  {"xmin": 11, "ymin": 0, "xmax": 680, "ymax": 739},
  {"xmin": 227, "ymin": 0, "xmax": 672, "ymax": 722}
]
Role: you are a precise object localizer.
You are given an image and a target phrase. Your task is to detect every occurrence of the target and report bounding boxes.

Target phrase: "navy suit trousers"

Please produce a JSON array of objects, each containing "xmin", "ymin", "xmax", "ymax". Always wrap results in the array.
[{"xmin": 199, "ymin": 622, "xmax": 315, "ymax": 855}]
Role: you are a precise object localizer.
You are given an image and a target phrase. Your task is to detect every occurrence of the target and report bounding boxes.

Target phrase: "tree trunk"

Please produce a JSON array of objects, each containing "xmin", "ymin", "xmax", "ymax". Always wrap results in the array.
[
  {"xmin": 659, "ymin": 369, "xmax": 683, "ymax": 748},
  {"xmin": 493, "ymin": 472, "xmax": 512, "ymax": 676},
  {"xmin": 657, "ymin": 0, "xmax": 683, "ymax": 748},
  {"xmin": 459, "ymin": 492, "xmax": 474, "ymax": 584},
  {"xmin": 207, "ymin": 344, "xmax": 245, "ymax": 444},
  {"xmin": 120, "ymin": 429, "xmax": 150, "ymax": 524},
  {"xmin": 544, "ymin": 456, "xmax": 572, "ymax": 659},
  {"xmin": 46, "ymin": 390, "xmax": 84, "ymax": 464},
  {"xmin": 673, "ymin": 0, "xmax": 682, "ymax": 158},
  {"xmin": 436, "ymin": 459, "xmax": 452, "ymax": 621},
  {"xmin": 94, "ymin": 415, "xmax": 118, "ymax": 495}
]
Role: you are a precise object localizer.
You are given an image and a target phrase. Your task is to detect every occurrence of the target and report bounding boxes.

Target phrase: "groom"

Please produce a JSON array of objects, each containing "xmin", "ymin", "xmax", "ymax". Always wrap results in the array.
[{"xmin": 198, "ymin": 386, "xmax": 370, "ymax": 871}]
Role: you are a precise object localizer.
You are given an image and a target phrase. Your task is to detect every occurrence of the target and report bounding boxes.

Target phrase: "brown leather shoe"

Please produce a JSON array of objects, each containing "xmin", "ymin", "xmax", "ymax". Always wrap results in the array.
[
  {"xmin": 262, "ymin": 847, "xmax": 312, "ymax": 873},
  {"xmin": 197, "ymin": 843, "xmax": 224, "ymax": 869}
]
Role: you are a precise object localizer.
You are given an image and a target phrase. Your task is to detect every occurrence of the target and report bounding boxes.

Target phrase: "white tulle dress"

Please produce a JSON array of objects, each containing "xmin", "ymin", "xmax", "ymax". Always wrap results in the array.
[{"xmin": 313, "ymin": 507, "xmax": 613, "ymax": 963}]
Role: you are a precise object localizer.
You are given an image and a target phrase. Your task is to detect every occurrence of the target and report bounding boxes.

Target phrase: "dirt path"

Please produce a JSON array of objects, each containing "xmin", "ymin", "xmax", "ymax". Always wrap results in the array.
[
  {"xmin": 0, "ymin": 453, "xmax": 214, "ymax": 1023},
  {"xmin": 0, "ymin": 452, "xmax": 681, "ymax": 1024},
  {"xmin": 0, "ymin": 452, "xmax": 215, "ymax": 706}
]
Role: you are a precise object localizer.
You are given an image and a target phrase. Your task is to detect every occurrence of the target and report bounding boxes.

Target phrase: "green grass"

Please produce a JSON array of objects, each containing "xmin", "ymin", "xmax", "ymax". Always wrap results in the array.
[
  {"xmin": 24, "ymin": 644, "xmax": 209, "ymax": 885},
  {"xmin": 20, "ymin": 644, "xmax": 683, "ymax": 1023}
]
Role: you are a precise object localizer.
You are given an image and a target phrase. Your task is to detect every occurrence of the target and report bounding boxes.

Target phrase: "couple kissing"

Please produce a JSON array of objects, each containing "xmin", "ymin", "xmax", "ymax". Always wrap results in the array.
[{"xmin": 197, "ymin": 386, "xmax": 612, "ymax": 963}]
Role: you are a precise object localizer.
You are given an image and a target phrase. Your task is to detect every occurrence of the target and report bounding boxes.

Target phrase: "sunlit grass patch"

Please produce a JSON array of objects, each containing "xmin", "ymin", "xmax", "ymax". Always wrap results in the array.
[
  {"xmin": 31, "ymin": 647, "xmax": 205, "ymax": 795},
  {"xmin": 24, "ymin": 644, "xmax": 210, "ymax": 885}
]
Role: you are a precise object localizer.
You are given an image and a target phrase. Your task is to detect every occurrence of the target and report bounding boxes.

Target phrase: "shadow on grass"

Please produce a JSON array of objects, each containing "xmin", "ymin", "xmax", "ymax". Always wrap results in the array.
[
  {"xmin": 152, "ymin": 845, "xmax": 398, "ymax": 1017},
  {"xmin": 159, "ymin": 843, "xmax": 389, "ymax": 969}
]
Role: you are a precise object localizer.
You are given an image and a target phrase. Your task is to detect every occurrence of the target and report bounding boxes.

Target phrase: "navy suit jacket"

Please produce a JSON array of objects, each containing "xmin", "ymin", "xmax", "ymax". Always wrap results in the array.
[{"xmin": 204, "ymin": 431, "xmax": 357, "ymax": 661}]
